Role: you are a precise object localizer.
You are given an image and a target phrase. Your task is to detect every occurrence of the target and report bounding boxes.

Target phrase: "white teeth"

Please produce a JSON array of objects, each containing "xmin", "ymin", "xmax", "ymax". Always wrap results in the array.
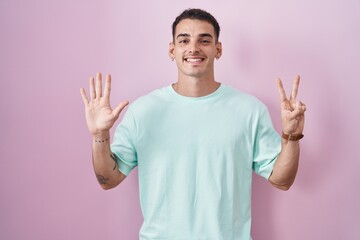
[{"xmin": 186, "ymin": 58, "xmax": 203, "ymax": 62}]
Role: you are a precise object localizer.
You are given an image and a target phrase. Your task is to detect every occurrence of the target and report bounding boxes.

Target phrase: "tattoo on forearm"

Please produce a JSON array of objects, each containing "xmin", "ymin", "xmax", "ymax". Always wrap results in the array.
[
  {"xmin": 93, "ymin": 153, "xmax": 118, "ymax": 185},
  {"xmin": 96, "ymin": 174, "xmax": 109, "ymax": 185},
  {"xmin": 112, "ymin": 162, "xmax": 117, "ymax": 171},
  {"xmin": 110, "ymin": 153, "xmax": 118, "ymax": 171}
]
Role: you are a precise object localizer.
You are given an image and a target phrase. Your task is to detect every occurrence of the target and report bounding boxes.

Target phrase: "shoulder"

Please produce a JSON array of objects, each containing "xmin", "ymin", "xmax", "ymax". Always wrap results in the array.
[
  {"xmin": 126, "ymin": 86, "xmax": 171, "ymax": 115},
  {"xmin": 221, "ymin": 84, "xmax": 267, "ymax": 111}
]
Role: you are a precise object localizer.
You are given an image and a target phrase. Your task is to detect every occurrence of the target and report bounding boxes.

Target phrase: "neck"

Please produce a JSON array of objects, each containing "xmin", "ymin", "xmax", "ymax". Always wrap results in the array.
[{"xmin": 173, "ymin": 75, "xmax": 220, "ymax": 97}]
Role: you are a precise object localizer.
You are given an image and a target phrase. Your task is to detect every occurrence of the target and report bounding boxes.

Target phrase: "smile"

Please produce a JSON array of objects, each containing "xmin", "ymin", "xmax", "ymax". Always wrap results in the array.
[{"xmin": 184, "ymin": 57, "xmax": 205, "ymax": 62}]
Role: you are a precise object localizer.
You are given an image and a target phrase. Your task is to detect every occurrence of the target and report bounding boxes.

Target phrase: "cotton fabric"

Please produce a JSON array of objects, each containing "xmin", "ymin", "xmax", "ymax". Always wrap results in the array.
[{"xmin": 111, "ymin": 84, "xmax": 281, "ymax": 240}]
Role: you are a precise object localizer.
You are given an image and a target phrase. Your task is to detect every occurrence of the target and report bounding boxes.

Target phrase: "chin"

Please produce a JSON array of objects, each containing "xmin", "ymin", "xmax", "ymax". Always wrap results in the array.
[
  {"xmin": 184, "ymin": 71, "xmax": 205, "ymax": 78},
  {"xmin": 182, "ymin": 68, "xmax": 206, "ymax": 77}
]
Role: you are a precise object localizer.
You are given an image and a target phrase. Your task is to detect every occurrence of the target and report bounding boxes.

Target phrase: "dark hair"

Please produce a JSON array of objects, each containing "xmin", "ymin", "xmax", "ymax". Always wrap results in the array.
[{"xmin": 172, "ymin": 8, "xmax": 220, "ymax": 42}]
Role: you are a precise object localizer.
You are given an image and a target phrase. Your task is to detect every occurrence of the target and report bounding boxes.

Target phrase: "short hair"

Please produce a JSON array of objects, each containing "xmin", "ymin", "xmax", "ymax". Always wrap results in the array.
[{"xmin": 172, "ymin": 8, "xmax": 221, "ymax": 42}]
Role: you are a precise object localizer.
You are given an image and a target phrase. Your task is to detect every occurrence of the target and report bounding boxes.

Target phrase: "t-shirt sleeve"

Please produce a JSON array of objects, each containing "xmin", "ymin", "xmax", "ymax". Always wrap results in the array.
[
  {"xmin": 252, "ymin": 106, "xmax": 281, "ymax": 179},
  {"xmin": 110, "ymin": 108, "xmax": 138, "ymax": 176}
]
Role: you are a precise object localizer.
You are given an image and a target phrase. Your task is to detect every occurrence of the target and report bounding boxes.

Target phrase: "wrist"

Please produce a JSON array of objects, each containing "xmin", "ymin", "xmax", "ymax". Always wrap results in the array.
[
  {"xmin": 92, "ymin": 131, "xmax": 110, "ymax": 143},
  {"xmin": 281, "ymin": 131, "xmax": 304, "ymax": 141}
]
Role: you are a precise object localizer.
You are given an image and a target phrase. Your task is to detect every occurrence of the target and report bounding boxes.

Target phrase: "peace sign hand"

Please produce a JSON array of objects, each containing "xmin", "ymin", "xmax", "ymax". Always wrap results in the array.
[
  {"xmin": 80, "ymin": 72, "xmax": 129, "ymax": 137},
  {"xmin": 277, "ymin": 75, "xmax": 306, "ymax": 135}
]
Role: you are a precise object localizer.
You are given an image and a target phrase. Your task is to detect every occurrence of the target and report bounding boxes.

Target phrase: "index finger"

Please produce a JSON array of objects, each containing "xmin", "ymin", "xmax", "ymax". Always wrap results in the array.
[
  {"xmin": 290, "ymin": 75, "xmax": 300, "ymax": 101},
  {"xmin": 277, "ymin": 78, "xmax": 287, "ymax": 102}
]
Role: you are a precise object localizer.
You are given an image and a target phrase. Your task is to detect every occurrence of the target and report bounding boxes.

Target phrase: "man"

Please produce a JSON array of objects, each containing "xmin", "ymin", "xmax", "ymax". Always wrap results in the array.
[{"xmin": 80, "ymin": 8, "xmax": 306, "ymax": 240}]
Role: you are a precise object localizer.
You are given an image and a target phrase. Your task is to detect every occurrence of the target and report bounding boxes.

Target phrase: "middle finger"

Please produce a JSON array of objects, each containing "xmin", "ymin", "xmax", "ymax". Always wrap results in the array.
[
  {"xmin": 95, "ymin": 72, "xmax": 102, "ymax": 99},
  {"xmin": 290, "ymin": 75, "xmax": 300, "ymax": 102}
]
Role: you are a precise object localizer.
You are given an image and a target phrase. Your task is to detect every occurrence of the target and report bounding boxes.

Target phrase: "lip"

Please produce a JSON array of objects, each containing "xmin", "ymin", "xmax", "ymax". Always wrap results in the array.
[{"xmin": 183, "ymin": 56, "xmax": 206, "ymax": 64}]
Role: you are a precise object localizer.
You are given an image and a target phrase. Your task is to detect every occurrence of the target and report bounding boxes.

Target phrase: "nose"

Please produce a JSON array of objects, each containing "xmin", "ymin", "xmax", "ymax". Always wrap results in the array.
[{"xmin": 188, "ymin": 41, "xmax": 200, "ymax": 54}]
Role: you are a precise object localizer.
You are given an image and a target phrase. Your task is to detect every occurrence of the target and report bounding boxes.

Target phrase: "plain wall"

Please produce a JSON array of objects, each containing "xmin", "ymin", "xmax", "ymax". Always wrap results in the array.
[{"xmin": 1, "ymin": 0, "xmax": 359, "ymax": 239}]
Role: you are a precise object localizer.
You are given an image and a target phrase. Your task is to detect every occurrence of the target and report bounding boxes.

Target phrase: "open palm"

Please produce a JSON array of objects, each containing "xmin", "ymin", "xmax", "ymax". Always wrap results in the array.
[{"xmin": 80, "ymin": 73, "xmax": 128, "ymax": 136}]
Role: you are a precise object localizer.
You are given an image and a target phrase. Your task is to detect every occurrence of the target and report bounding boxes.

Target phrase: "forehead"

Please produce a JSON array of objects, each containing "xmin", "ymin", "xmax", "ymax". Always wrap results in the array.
[{"xmin": 175, "ymin": 19, "xmax": 215, "ymax": 37}]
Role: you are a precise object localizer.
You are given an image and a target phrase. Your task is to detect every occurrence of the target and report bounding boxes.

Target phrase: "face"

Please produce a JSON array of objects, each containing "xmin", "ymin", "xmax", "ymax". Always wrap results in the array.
[{"xmin": 169, "ymin": 19, "xmax": 222, "ymax": 79}]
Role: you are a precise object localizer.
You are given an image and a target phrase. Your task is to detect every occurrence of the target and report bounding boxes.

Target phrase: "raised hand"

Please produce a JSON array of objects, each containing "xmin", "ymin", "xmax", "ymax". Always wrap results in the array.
[
  {"xmin": 80, "ymin": 72, "xmax": 129, "ymax": 136},
  {"xmin": 277, "ymin": 75, "xmax": 306, "ymax": 135}
]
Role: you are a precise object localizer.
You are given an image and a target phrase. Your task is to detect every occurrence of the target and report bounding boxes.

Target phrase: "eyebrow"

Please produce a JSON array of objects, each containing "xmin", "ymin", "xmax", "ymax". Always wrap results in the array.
[
  {"xmin": 176, "ymin": 33, "xmax": 214, "ymax": 39},
  {"xmin": 199, "ymin": 33, "xmax": 213, "ymax": 38}
]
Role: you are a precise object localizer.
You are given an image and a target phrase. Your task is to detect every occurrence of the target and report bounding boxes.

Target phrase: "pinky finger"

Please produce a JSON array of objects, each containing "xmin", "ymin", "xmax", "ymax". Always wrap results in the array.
[{"xmin": 80, "ymin": 88, "xmax": 89, "ymax": 106}]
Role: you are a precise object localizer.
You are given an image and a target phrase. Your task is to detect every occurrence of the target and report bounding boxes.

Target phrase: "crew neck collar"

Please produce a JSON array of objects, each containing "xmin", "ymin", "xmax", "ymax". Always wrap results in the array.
[{"xmin": 167, "ymin": 83, "xmax": 225, "ymax": 102}]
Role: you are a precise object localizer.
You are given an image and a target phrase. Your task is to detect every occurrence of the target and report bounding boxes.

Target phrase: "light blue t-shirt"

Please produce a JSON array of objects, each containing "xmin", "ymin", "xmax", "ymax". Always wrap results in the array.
[{"xmin": 111, "ymin": 84, "xmax": 281, "ymax": 240}]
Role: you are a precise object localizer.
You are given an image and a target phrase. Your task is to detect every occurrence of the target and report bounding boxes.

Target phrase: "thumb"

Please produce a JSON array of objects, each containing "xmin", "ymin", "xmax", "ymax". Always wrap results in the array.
[{"xmin": 112, "ymin": 101, "xmax": 129, "ymax": 119}]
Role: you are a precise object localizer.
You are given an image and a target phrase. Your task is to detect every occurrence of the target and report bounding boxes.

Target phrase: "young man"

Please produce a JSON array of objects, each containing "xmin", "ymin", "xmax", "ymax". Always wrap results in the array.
[{"xmin": 80, "ymin": 8, "xmax": 306, "ymax": 240}]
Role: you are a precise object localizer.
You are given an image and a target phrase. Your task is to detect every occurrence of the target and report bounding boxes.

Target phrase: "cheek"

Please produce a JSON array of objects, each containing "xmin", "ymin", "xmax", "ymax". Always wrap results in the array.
[
  {"xmin": 175, "ymin": 57, "xmax": 183, "ymax": 66},
  {"xmin": 175, "ymin": 48, "xmax": 184, "ymax": 55},
  {"xmin": 175, "ymin": 49, "xmax": 186, "ymax": 60}
]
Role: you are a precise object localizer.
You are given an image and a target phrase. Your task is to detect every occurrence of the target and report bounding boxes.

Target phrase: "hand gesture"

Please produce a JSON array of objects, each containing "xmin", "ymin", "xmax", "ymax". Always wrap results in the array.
[
  {"xmin": 80, "ymin": 72, "xmax": 129, "ymax": 136},
  {"xmin": 277, "ymin": 75, "xmax": 306, "ymax": 135}
]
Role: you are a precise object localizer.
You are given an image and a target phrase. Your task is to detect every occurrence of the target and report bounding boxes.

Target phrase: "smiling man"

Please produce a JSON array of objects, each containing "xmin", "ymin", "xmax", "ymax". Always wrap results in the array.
[
  {"xmin": 80, "ymin": 8, "xmax": 306, "ymax": 240},
  {"xmin": 170, "ymin": 18, "xmax": 221, "ymax": 87}
]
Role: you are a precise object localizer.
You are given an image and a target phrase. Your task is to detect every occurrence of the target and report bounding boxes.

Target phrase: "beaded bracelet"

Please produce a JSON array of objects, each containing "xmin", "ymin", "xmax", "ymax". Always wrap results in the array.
[{"xmin": 94, "ymin": 138, "xmax": 109, "ymax": 143}]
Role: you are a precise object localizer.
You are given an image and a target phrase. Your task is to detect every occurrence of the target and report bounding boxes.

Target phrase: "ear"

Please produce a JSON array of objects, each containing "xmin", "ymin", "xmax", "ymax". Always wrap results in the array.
[
  {"xmin": 169, "ymin": 42, "xmax": 175, "ymax": 60},
  {"xmin": 215, "ymin": 41, "xmax": 222, "ymax": 60}
]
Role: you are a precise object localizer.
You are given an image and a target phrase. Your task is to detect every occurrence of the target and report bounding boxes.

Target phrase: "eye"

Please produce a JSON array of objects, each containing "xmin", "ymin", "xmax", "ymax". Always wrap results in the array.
[
  {"xmin": 200, "ymin": 39, "xmax": 211, "ymax": 44},
  {"xmin": 179, "ymin": 39, "xmax": 189, "ymax": 44}
]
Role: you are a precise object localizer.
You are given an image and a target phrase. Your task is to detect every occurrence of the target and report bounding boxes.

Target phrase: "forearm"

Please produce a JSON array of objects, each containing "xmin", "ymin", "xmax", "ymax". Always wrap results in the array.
[
  {"xmin": 92, "ymin": 131, "xmax": 126, "ymax": 190},
  {"xmin": 269, "ymin": 139, "xmax": 300, "ymax": 190}
]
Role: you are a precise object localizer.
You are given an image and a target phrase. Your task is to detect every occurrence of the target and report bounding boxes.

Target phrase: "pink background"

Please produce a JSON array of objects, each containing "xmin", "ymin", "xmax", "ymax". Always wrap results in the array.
[{"xmin": 1, "ymin": 0, "xmax": 359, "ymax": 239}]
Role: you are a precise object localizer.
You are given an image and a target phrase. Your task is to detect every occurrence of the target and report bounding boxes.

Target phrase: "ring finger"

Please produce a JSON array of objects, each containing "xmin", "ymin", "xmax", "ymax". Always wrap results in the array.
[{"xmin": 89, "ymin": 76, "xmax": 96, "ymax": 99}]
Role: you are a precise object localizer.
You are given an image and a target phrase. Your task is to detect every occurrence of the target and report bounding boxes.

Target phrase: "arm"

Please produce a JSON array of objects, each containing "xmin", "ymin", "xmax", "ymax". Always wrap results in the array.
[
  {"xmin": 92, "ymin": 131, "xmax": 126, "ymax": 190},
  {"xmin": 80, "ymin": 72, "xmax": 129, "ymax": 190},
  {"xmin": 269, "ymin": 138, "xmax": 300, "ymax": 190},
  {"xmin": 269, "ymin": 75, "xmax": 306, "ymax": 191}
]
